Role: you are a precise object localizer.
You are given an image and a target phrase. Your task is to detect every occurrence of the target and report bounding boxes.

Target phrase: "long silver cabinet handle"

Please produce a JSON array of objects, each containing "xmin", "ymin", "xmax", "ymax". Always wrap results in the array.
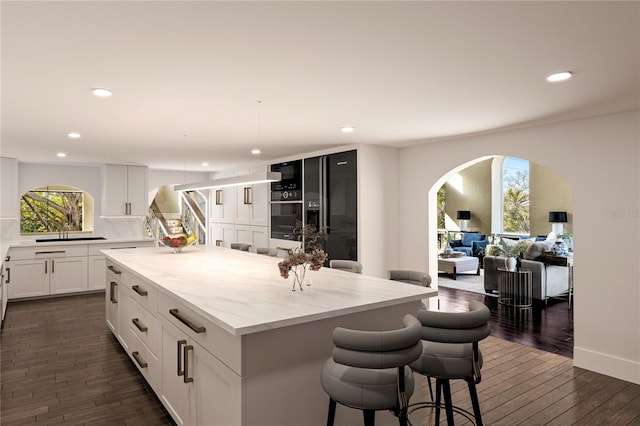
[
  {"xmin": 169, "ymin": 309, "xmax": 206, "ymax": 334},
  {"xmin": 107, "ymin": 265, "xmax": 122, "ymax": 275},
  {"xmin": 5, "ymin": 268, "xmax": 9, "ymax": 283},
  {"xmin": 132, "ymin": 351, "xmax": 148, "ymax": 369},
  {"xmin": 183, "ymin": 344, "xmax": 194, "ymax": 383},
  {"xmin": 36, "ymin": 250, "xmax": 65, "ymax": 255},
  {"xmin": 52, "ymin": 260, "xmax": 55, "ymax": 274},
  {"xmin": 109, "ymin": 281, "xmax": 118, "ymax": 303},
  {"xmin": 132, "ymin": 318, "xmax": 148, "ymax": 332},
  {"xmin": 132, "ymin": 285, "xmax": 148, "ymax": 296},
  {"xmin": 177, "ymin": 339, "xmax": 187, "ymax": 376},
  {"xmin": 45, "ymin": 260, "xmax": 48, "ymax": 274}
]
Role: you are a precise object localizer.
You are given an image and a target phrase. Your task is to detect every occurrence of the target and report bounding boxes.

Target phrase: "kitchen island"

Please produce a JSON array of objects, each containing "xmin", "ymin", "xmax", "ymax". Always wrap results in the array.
[{"xmin": 103, "ymin": 245, "xmax": 437, "ymax": 425}]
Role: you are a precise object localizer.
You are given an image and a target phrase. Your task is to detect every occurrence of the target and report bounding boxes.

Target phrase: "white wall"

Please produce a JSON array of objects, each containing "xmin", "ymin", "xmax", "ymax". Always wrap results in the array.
[
  {"xmin": 397, "ymin": 110, "xmax": 640, "ymax": 384},
  {"xmin": 358, "ymin": 145, "xmax": 400, "ymax": 277}
]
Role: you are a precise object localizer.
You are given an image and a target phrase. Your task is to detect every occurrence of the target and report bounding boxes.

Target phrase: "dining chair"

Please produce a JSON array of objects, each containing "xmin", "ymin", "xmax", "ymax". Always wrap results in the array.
[{"xmin": 329, "ymin": 259, "xmax": 363, "ymax": 274}]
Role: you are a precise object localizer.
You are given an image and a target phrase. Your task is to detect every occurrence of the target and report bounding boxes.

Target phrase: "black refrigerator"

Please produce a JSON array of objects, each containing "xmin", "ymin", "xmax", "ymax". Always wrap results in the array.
[{"xmin": 303, "ymin": 150, "xmax": 357, "ymax": 262}]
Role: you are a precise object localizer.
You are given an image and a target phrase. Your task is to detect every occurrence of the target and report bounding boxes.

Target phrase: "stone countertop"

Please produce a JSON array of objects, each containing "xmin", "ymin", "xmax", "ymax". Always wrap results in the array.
[
  {"xmin": 103, "ymin": 245, "xmax": 437, "ymax": 337},
  {"xmin": 2, "ymin": 238, "xmax": 154, "ymax": 263}
]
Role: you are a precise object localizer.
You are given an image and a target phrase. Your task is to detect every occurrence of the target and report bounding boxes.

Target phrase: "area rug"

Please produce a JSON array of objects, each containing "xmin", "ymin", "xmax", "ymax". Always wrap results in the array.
[{"xmin": 437, "ymin": 269, "xmax": 496, "ymax": 296}]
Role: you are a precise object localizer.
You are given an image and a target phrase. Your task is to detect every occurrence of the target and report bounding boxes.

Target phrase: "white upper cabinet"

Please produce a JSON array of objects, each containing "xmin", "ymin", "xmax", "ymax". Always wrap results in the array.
[
  {"xmin": 1, "ymin": 157, "xmax": 19, "ymax": 218},
  {"xmin": 102, "ymin": 165, "xmax": 149, "ymax": 216}
]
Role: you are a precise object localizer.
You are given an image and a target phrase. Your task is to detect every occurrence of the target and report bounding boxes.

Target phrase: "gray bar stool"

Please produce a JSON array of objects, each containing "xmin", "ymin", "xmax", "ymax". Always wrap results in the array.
[
  {"xmin": 329, "ymin": 259, "xmax": 363, "ymax": 274},
  {"xmin": 388, "ymin": 270, "xmax": 432, "ymax": 287},
  {"xmin": 409, "ymin": 301, "xmax": 491, "ymax": 426},
  {"xmin": 230, "ymin": 243, "xmax": 250, "ymax": 251},
  {"xmin": 321, "ymin": 314, "xmax": 423, "ymax": 426}
]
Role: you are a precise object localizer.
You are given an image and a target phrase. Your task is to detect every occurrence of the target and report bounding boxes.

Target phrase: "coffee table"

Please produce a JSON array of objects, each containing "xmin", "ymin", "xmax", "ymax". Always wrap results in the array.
[{"xmin": 438, "ymin": 256, "xmax": 480, "ymax": 280}]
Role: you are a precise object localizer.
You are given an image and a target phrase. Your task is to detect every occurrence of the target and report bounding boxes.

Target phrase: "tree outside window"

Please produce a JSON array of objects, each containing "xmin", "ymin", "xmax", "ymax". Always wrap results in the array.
[
  {"xmin": 502, "ymin": 157, "xmax": 529, "ymax": 233},
  {"xmin": 20, "ymin": 189, "xmax": 84, "ymax": 234}
]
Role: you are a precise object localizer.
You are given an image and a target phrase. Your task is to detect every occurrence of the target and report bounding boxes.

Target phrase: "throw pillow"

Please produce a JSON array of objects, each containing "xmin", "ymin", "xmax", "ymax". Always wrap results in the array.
[
  {"xmin": 524, "ymin": 242, "xmax": 545, "ymax": 260},
  {"xmin": 501, "ymin": 238, "xmax": 520, "ymax": 248}
]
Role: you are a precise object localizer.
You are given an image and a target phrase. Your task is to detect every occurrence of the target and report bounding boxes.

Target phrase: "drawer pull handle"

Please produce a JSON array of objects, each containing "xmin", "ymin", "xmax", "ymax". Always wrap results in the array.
[
  {"xmin": 132, "ymin": 285, "xmax": 148, "ymax": 296},
  {"xmin": 132, "ymin": 318, "xmax": 148, "ymax": 332},
  {"xmin": 5, "ymin": 268, "xmax": 10, "ymax": 284},
  {"xmin": 132, "ymin": 351, "xmax": 148, "ymax": 369},
  {"xmin": 169, "ymin": 309, "xmax": 206, "ymax": 334},
  {"xmin": 107, "ymin": 265, "xmax": 122, "ymax": 275},
  {"xmin": 36, "ymin": 250, "xmax": 65, "ymax": 255},
  {"xmin": 109, "ymin": 281, "xmax": 118, "ymax": 303},
  {"xmin": 177, "ymin": 339, "xmax": 187, "ymax": 376},
  {"xmin": 183, "ymin": 344, "xmax": 194, "ymax": 383}
]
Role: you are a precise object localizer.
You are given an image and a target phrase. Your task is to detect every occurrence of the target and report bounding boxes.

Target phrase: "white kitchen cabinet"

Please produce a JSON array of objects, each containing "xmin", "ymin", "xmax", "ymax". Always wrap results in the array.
[
  {"xmin": 88, "ymin": 241, "xmax": 154, "ymax": 290},
  {"xmin": 235, "ymin": 182, "xmax": 269, "ymax": 227},
  {"xmin": 6, "ymin": 246, "xmax": 88, "ymax": 298},
  {"xmin": 0, "ymin": 157, "xmax": 19, "ymax": 218},
  {"xmin": 209, "ymin": 222, "xmax": 235, "ymax": 248},
  {"xmin": 105, "ymin": 261, "xmax": 121, "ymax": 335},
  {"xmin": 102, "ymin": 164, "xmax": 149, "ymax": 216},
  {"xmin": 234, "ymin": 225, "xmax": 268, "ymax": 251},
  {"xmin": 49, "ymin": 256, "xmax": 88, "ymax": 295},
  {"xmin": 5, "ymin": 259, "xmax": 49, "ymax": 299},
  {"xmin": 160, "ymin": 313, "xmax": 241, "ymax": 426}
]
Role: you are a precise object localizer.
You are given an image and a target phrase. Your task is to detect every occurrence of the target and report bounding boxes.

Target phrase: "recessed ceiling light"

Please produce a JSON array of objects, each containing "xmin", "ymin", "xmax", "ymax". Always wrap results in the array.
[
  {"xmin": 92, "ymin": 88, "xmax": 112, "ymax": 97},
  {"xmin": 251, "ymin": 149, "xmax": 261, "ymax": 155},
  {"xmin": 546, "ymin": 71, "xmax": 572, "ymax": 82},
  {"xmin": 340, "ymin": 126, "xmax": 355, "ymax": 133},
  {"xmin": 57, "ymin": 152, "xmax": 67, "ymax": 158},
  {"xmin": 201, "ymin": 162, "xmax": 209, "ymax": 167},
  {"xmin": 68, "ymin": 132, "xmax": 81, "ymax": 139}
]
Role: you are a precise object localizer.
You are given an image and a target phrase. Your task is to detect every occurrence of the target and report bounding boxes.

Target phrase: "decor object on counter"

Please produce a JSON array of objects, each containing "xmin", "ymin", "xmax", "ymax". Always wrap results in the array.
[
  {"xmin": 160, "ymin": 233, "xmax": 196, "ymax": 253},
  {"xmin": 278, "ymin": 249, "xmax": 327, "ymax": 291},
  {"xmin": 278, "ymin": 224, "xmax": 329, "ymax": 291}
]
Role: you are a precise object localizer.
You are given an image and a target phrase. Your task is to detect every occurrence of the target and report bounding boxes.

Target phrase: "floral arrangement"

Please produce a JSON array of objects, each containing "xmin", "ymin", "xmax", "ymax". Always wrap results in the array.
[
  {"xmin": 495, "ymin": 239, "xmax": 529, "ymax": 258},
  {"xmin": 278, "ymin": 224, "xmax": 328, "ymax": 291}
]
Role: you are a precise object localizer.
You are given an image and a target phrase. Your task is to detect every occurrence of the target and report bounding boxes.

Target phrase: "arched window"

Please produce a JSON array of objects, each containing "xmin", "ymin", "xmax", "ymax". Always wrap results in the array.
[
  {"xmin": 501, "ymin": 157, "xmax": 530, "ymax": 234},
  {"xmin": 20, "ymin": 185, "xmax": 94, "ymax": 235}
]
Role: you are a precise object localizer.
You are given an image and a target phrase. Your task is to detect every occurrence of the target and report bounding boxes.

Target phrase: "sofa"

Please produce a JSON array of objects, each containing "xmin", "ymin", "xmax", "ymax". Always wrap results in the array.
[
  {"xmin": 483, "ymin": 255, "xmax": 569, "ymax": 301},
  {"xmin": 451, "ymin": 232, "xmax": 487, "ymax": 257}
]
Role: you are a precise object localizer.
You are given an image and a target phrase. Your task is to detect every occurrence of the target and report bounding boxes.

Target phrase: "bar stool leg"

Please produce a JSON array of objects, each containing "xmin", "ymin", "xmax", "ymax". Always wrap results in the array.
[
  {"xmin": 363, "ymin": 409, "xmax": 375, "ymax": 426},
  {"xmin": 467, "ymin": 378, "xmax": 484, "ymax": 426},
  {"xmin": 327, "ymin": 398, "xmax": 336, "ymax": 426}
]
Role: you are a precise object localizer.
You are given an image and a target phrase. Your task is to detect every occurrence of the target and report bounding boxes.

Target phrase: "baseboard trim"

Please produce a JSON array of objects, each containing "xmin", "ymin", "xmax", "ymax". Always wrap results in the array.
[{"xmin": 574, "ymin": 346, "xmax": 640, "ymax": 385}]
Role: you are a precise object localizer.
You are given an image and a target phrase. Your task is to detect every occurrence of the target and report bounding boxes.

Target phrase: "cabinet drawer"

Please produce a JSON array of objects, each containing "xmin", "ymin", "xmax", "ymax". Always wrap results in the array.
[
  {"xmin": 126, "ymin": 327, "xmax": 161, "ymax": 390},
  {"xmin": 158, "ymin": 291, "xmax": 242, "ymax": 374},
  {"xmin": 126, "ymin": 297, "xmax": 160, "ymax": 356},
  {"xmin": 121, "ymin": 270, "xmax": 157, "ymax": 313},
  {"xmin": 106, "ymin": 260, "xmax": 124, "ymax": 281},
  {"xmin": 9, "ymin": 245, "xmax": 88, "ymax": 260}
]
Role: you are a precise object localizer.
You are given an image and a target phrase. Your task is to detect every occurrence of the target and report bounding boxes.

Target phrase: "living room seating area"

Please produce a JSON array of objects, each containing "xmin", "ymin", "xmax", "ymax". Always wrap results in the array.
[{"xmin": 451, "ymin": 232, "xmax": 488, "ymax": 258}]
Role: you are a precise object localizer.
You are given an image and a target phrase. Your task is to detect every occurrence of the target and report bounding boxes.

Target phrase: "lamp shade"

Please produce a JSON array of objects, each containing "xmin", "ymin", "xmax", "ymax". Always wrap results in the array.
[
  {"xmin": 548, "ymin": 211, "xmax": 568, "ymax": 223},
  {"xmin": 456, "ymin": 210, "xmax": 471, "ymax": 220}
]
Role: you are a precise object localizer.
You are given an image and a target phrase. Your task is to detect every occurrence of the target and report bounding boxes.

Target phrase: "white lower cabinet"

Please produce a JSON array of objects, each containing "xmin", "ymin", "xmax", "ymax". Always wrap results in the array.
[
  {"xmin": 160, "ymin": 319, "xmax": 241, "ymax": 426},
  {"xmin": 6, "ymin": 255, "xmax": 87, "ymax": 298},
  {"xmin": 105, "ymin": 262, "xmax": 122, "ymax": 335}
]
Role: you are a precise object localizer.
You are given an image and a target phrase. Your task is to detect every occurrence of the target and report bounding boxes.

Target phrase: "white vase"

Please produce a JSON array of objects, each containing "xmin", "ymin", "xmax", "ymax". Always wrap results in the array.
[{"xmin": 505, "ymin": 257, "xmax": 517, "ymax": 271}]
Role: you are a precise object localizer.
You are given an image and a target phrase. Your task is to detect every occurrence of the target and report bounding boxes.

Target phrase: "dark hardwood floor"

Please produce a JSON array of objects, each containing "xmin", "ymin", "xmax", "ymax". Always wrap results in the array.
[
  {"xmin": 1, "ymin": 293, "xmax": 174, "ymax": 425},
  {"xmin": 436, "ymin": 286, "xmax": 574, "ymax": 358},
  {"xmin": 3, "ymin": 292, "xmax": 638, "ymax": 425}
]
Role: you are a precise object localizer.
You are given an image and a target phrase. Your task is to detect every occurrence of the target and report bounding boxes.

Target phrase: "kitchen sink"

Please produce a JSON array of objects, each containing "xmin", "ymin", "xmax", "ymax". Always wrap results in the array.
[{"xmin": 35, "ymin": 236, "xmax": 107, "ymax": 242}]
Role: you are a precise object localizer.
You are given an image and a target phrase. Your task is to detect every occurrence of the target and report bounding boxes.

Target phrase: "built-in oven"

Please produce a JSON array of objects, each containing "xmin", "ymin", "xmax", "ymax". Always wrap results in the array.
[
  {"xmin": 270, "ymin": 160, "xmax": 302, "ymax": 201},
  {"xmin": 270, "ymin": 202, "xmax": 303, "ymax": 240}
]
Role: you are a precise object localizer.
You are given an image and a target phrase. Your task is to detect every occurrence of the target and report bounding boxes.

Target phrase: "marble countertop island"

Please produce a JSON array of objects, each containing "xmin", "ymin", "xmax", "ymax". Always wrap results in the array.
[{"xmin": 103, "ymin": 245, "xmax": 436, "ymax": 336}]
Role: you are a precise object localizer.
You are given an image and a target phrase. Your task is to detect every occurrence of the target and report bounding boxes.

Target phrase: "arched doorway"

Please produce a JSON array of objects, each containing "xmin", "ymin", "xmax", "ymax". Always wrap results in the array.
[{"xmin": 431, "ymin": 155, "xmax": 574, "ymax": 357}]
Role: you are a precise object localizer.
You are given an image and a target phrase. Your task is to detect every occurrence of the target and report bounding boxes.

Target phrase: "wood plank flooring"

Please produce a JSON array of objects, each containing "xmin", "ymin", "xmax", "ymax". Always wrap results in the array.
[
  {"xmin": 437, "ymin": 286, "xmax": 574, "ymax": 358},
  {"xmin": 2, "ymin": 292, "xmax": 639, "ymax": 425}
]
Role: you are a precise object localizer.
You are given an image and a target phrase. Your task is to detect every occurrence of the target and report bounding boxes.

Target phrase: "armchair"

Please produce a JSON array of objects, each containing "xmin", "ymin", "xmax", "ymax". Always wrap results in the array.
[{"xmin": 451, "ymin": 233, "xmax": 486, "ymax": 257}]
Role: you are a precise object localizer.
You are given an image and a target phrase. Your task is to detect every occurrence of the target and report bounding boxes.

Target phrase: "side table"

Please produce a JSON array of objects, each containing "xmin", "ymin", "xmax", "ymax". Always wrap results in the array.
[{"xmin": 497, "ymin": 267, "xmax": 532, "ymax": 308}]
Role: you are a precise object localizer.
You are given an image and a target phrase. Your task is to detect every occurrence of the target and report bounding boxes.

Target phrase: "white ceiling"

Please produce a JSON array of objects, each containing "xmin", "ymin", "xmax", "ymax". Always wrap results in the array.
[{"xmin": 2, "ymin": 1, "xmax": 638, "ymax": 172}]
